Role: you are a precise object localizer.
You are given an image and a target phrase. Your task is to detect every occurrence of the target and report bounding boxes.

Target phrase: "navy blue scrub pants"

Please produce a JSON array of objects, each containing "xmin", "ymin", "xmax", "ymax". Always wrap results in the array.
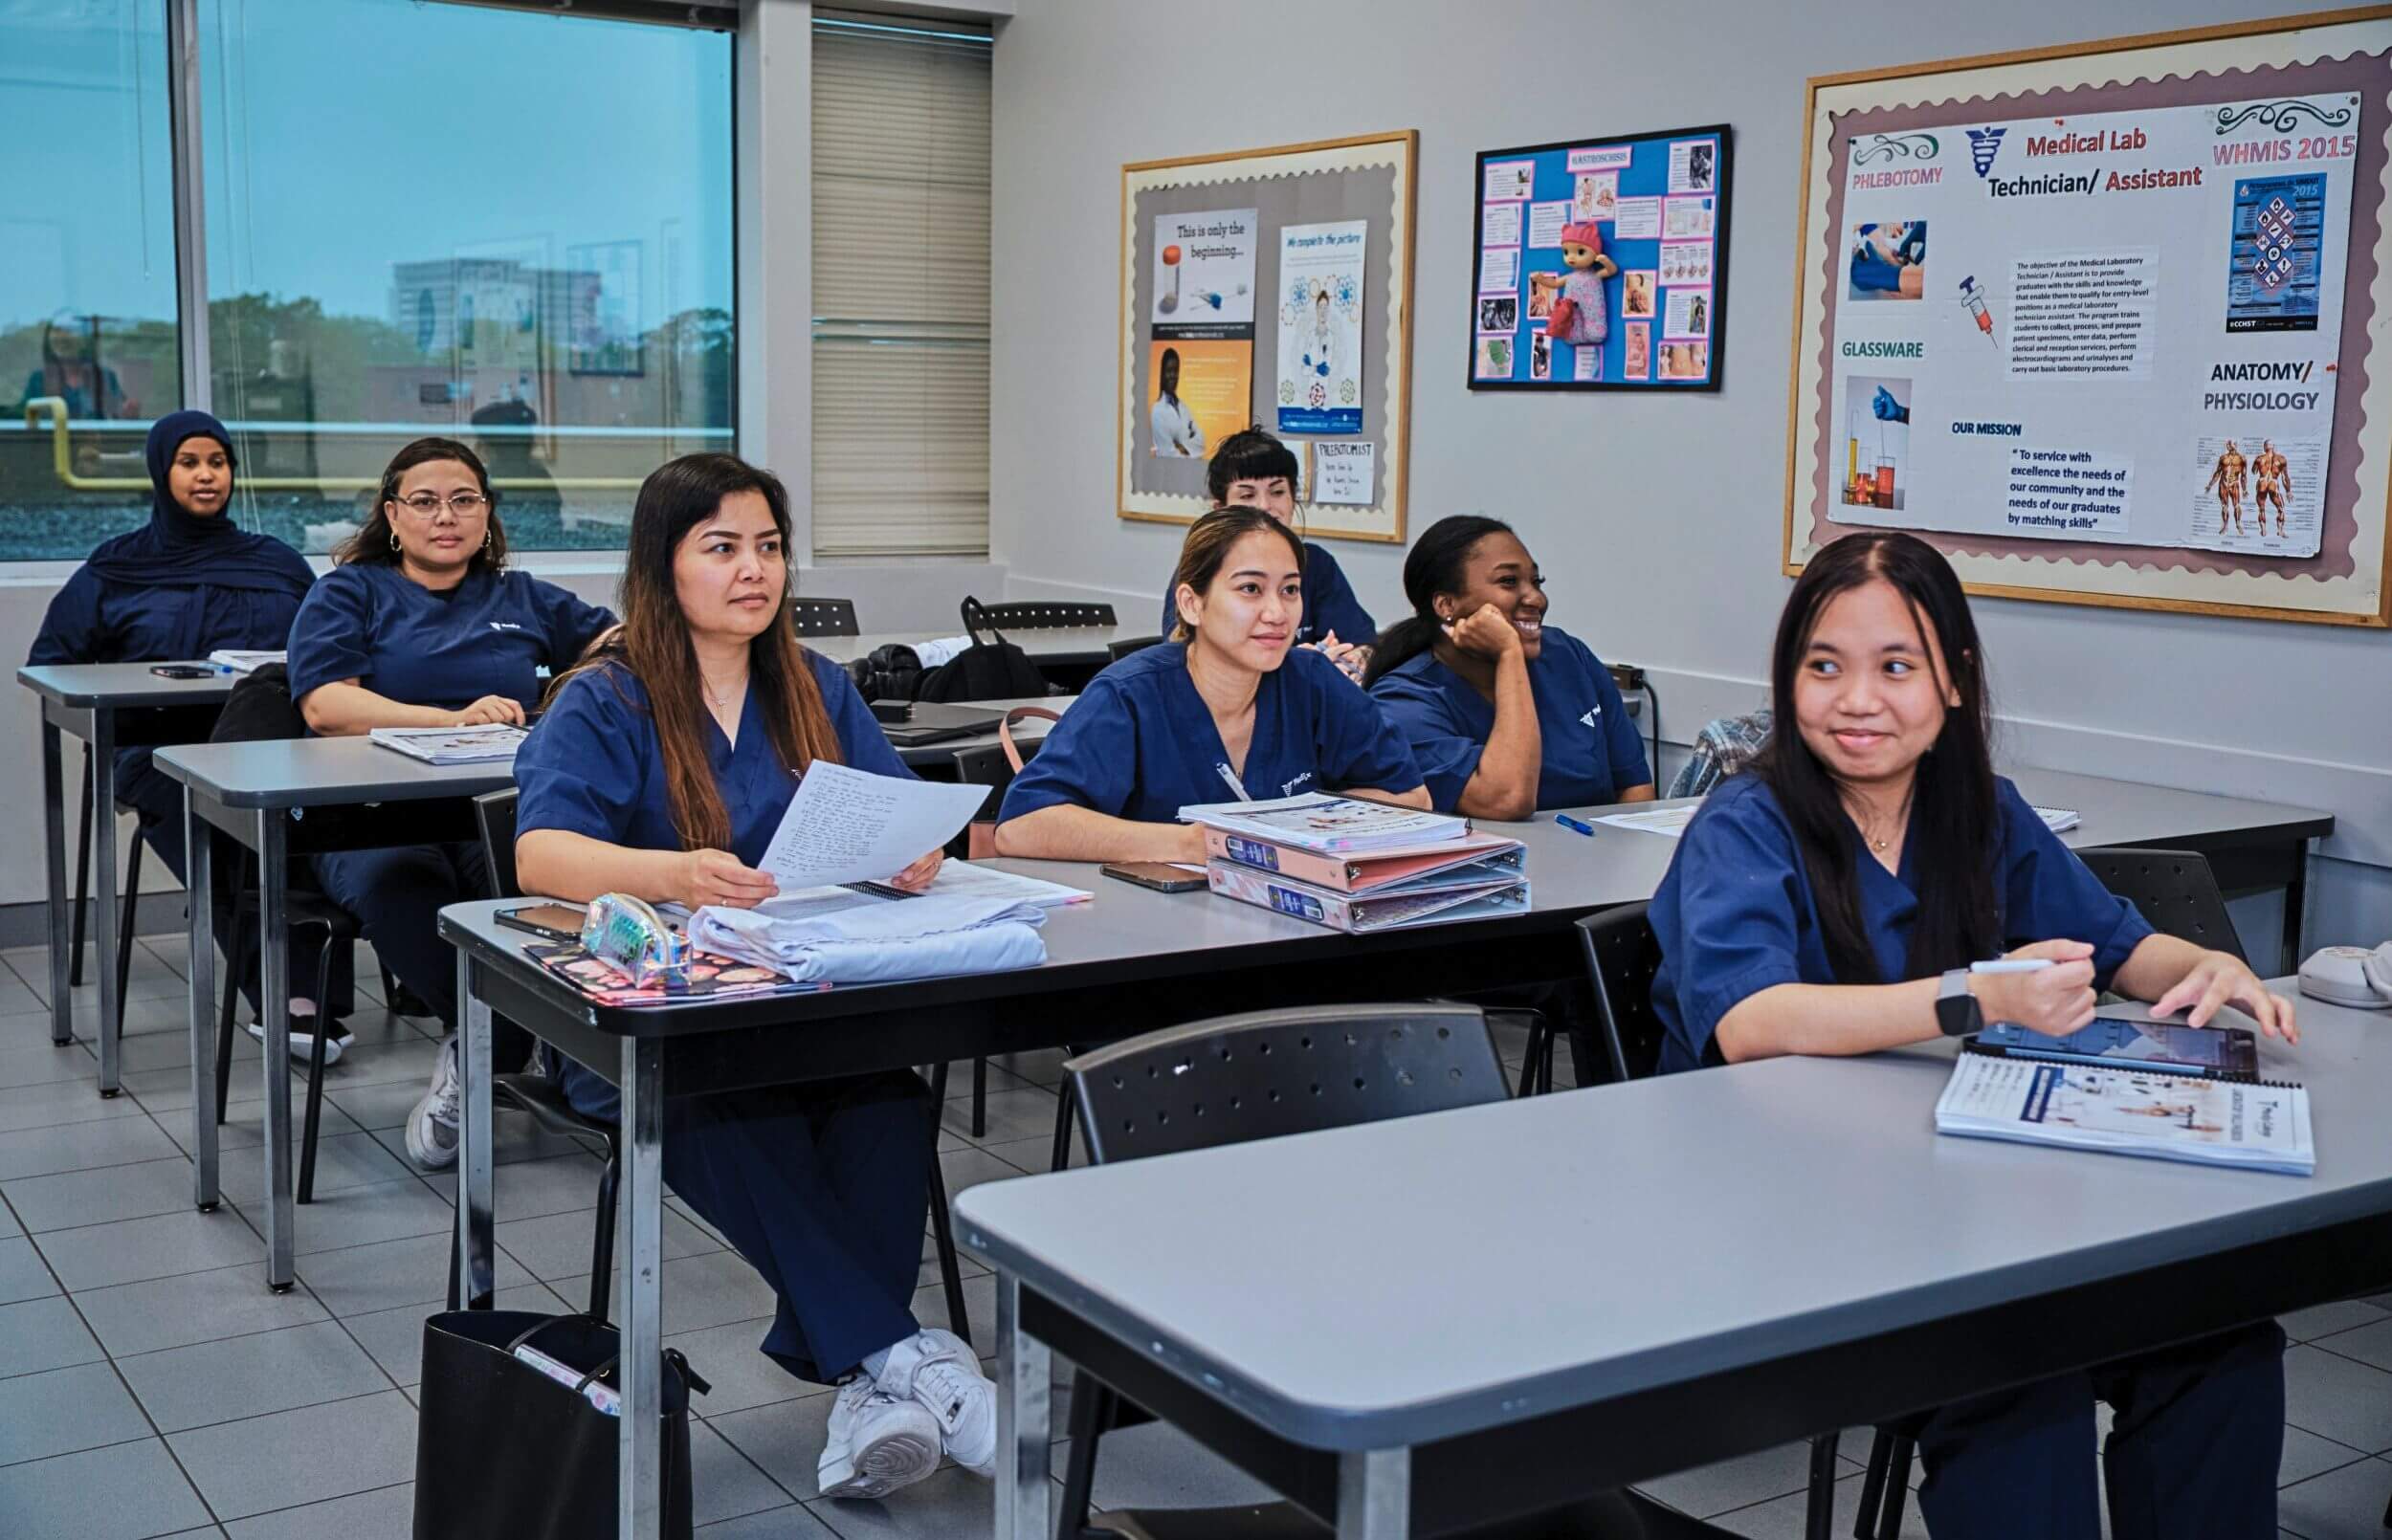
[
  {"xmin": 1913, "ymin": 1320, "xmax": 2285, "ymax": 1539},
  {"xmin": 558, "ymin": 1061, "xmax": 930, "ymax": 1384},
  {"xmin": 313, "ymin": 841, "xmax": 529, "ymax": 1067}
]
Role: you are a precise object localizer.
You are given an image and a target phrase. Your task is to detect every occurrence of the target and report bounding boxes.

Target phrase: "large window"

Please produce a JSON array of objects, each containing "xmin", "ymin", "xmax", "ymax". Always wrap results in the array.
[
  {"xmin": 0, "ymin": 0, "xmax": 734, "ymax": 562},
  {"xmin": 0, "ymin": 0, "xmax": 180, "ymax": 561},
  {"xmin": 811, "ymin": 11, "xmax": 992, "ymax": 558}
]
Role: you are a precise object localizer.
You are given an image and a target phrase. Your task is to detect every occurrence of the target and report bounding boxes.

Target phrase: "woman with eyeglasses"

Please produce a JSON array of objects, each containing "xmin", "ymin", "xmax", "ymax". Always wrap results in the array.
[{"xmin": 286, "ymin": 436, "xmax": 614, "ymax": 1170}]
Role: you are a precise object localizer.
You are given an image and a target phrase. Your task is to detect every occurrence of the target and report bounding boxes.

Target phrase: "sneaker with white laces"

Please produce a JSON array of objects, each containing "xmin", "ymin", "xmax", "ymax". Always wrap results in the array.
[
  {"xmin": 406, "ymin": 1034, "xmax": 462, "ymax": 1171},
  {"xmin": 244, "ymin": 1014, "xmax": 355, "ymax": 1067},
  {"xmin": 875, "ymin": 1329, "xmax": 997, "ymax": 1477},
  {"xmin": 817, "ymin": 1374, "xmax": 942, "ymax": 1499}
]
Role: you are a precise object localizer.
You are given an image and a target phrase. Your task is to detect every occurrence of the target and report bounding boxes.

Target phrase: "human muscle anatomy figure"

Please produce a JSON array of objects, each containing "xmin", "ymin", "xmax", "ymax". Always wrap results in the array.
[
  {"xmin": 2205, "ymin": 441, "xmax": 2248, "ymax": 534},
  {"xmin": 2253, "ymin": 440, "xmax": 2291, "ymax": 538}
]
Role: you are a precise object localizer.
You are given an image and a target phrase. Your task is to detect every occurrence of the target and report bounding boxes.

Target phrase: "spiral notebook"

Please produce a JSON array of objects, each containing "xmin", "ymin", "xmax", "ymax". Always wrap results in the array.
[{"xmin": 1935, "ymin": 1052, "xmax": 2312, "ymax": 1176}]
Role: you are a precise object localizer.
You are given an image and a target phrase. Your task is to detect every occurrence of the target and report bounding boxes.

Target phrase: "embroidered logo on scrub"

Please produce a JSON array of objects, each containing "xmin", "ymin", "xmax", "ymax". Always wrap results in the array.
[
  {"xmin": 1580, "ymin": 707, "xmax": 1602, "ymax": 728},
  {"xmin": 489, "ymin": 622, "xmax": 524, "ymax": 631},
  {"xmin": 1280, "ymin": 771, "xmax": 1315, "ymax": 796}
]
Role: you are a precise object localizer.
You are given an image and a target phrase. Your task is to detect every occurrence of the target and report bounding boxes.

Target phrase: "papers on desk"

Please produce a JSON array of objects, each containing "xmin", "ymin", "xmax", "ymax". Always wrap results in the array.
[
  {"xmin": 689, "ymin": 884, "xmax": 1048, "ymax": 985},
  {"xmin": 1934, "ymin": 1053, "xmax": 2313, "ymax": 1176},
  {"xmin": 368, "ymin": 726, "xmax": 526, "ymax": 764},
  {"xmin": 1177, "ymin": 793, "xmax": 1470, "ymax": 853},
  {"xmin": 1593, "ymin": 804, "xmax": 1701, "ymax": 839},
  {"xmin": 2036, "ymin": 806, "xmax": 2082, "ymax": 833},
  {"xmin": 759, "ymin": 762, "xmax": 987, "ymax": 888},
  {"xmin": 857, "ymin": 861, "xmax": 1091, "ymax": 908},
  {"xmin": 207, "ymin": 649, "xmax": 283, "ymax": 673}
]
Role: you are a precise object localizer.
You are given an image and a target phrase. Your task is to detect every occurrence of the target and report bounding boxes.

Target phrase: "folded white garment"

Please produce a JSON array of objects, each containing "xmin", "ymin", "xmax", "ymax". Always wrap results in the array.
[
  {"xmin": 688, "ymin": 889, "xmax": 1047, "ymax": 985},
  {"xmin": 911, "ymin": 634, "xmax": 975, "ymax": 669}
]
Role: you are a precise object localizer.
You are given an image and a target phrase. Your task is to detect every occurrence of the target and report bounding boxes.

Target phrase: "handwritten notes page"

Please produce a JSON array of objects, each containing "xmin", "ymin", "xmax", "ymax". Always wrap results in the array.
[{"xmin": 758, "ymin": 761, "xmax": 989, "ymax": 889}]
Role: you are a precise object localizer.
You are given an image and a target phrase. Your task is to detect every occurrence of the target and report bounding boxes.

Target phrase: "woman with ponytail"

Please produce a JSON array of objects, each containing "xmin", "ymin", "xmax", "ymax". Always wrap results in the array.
[
  {"xmin": 511, "ymin": 453, "xmax": 997, "ymax": 1504},
  {"xmin": 1365, "ymin": 515, "xmax": 1652, "ymax": 819},
  {"xmin": 1648, "ymin": 530, "xmax": 2292, "ymax": 1538}
]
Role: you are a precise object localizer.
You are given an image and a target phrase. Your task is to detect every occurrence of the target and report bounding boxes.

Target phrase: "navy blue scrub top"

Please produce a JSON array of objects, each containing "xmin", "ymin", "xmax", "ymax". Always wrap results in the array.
[
  {"xmin": 998, "ymin": 641, "xmax": 1422, "ymax": 826},
  {"xmin": 516, "ymin": 649, "xmax": 912, "ymax": 868},
  {"xmin": 1648, "ymin": 774, "xmax": 2155, "ymax": 1074},
  {"xmin": 29, "ymin": 569, "xmax": 305, "ymax": 671},
  {"xmin": 286, "ymin": 563, "xmax": 615, "ymax": 714},
  {"xmin": 1367, "ymin": 626, "xmax": 1650, "ymax": 813},
  {"xmin": 1156, "ymin": 539, "xmax": 1375, "ymax": 649}
]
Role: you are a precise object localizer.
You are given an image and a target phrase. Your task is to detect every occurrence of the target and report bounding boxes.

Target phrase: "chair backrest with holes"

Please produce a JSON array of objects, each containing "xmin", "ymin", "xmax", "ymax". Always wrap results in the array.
[
  {"xmin": 1576, "ymin": 902, "xmax": 1665, "ymax": 1081},
  {"xmin": 971, "ymin": 600, "xmax": 1118, "ymax": 631},
  {"xmin": 2072, "ymin": 846, "xmax": 2248, "ymax": 965},
  {"xmin": 474, "ymin": 788, "xmax": 521, "ymax": 901},
  {"xmin": 789, "ymin": 597, "xmax": 860, "ymax": 637},
  {"xmin": 1063, "ymin": 1002, "xmax": 1508, "ymax": 1166}
]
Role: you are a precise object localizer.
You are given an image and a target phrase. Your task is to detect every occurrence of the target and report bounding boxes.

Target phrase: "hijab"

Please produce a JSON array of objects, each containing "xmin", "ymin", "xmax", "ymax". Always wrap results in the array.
[{"xmin": 80, "ymin": 411, "xmax": 316, "ymax": 596}]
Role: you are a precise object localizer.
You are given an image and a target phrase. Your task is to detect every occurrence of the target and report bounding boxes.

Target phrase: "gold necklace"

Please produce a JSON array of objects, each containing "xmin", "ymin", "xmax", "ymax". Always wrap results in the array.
[{"xmin": 702, "ymin": 672, "xmax": 747, "ymax": 713}]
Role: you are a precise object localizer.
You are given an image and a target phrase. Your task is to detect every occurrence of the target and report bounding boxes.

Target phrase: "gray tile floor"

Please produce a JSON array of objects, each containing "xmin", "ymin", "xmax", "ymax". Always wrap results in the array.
[{"xmin": 1, "ymin": 937, "xmax": 2386, "ymax": 1537}]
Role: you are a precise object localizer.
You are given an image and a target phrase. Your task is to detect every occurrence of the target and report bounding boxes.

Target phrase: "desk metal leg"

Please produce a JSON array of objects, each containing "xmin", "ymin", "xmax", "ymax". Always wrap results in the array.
[
  {"xmin": 256, "ymin": 811, "xmax": 295, "ymax": 1290},
  {"xmin": 620, "ymin": 1035, "xmax": 664, "ymax": 1540},
  {"xmin": 90, "ymin": 712, "xmax": 121, "ymax": 1096},
  {"xmin": 1337, "ymin": 1448, "xmax": 1410, "ymax": 1540},
  {"xmin": 454, "ymin": 952, "xmax": 495, "ymax": 1311},
  {"xmin": 993, "ymin": 1273, "xmax": 1052, "ymax": 1540},
  {"xmin": 41, "ymin": 721, "xmax": 70, "ymax": 1047},
  {"xmin": 187, "ymin": 794, "xmax": 218, "ymax": 1211}
]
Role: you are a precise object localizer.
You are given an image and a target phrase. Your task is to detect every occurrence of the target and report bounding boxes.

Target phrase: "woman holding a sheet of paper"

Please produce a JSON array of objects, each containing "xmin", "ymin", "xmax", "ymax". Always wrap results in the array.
[
  {"xmin": 511, "ymin": 452, "xmax": 991, "ymax": 1505},
  {"xmin": 285, "ymin": 438, "xmax": 616, "ymax": 1165},
  {"xmin": 1645, "ymin": 531, "xmax": 2294, "ymax": 1539},
  {"xmin": 995, "ymin": 505, "xmax": 1428, "ymax": 863}
]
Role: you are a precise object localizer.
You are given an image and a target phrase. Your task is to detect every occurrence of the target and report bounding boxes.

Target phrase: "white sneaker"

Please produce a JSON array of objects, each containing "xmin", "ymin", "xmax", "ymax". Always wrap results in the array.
[
  {"xmin": 875, "ymin": 1329, "xmax": 997, "ymax": 1478},
  {"xmin": 406, "ymin": 1035, "xmax": 461, "ymax": 1171},
  {"xmin": 245, "ymin": 1016, "xmax": 354, "ymax": 1067},
  {"xmin": 817, "ymin": 1375, "xmax": 942, "ymax": 1500}
]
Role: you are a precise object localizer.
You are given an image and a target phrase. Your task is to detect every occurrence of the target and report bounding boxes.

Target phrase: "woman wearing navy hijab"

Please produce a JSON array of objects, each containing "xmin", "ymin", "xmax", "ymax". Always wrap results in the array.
[
  {"xmin": 285, "ymin": 436, "xmax": 614, "ymax": 1169},
  {"xmin": 31, "ymin": 411, "xmax": 317, "ymax": 879}
]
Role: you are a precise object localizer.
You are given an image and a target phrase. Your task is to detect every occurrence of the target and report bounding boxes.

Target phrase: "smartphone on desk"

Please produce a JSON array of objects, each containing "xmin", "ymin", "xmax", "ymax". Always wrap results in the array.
[
  {"xmin": 1970, "ymin": 1015, "xmax": 2259, "ymax": 1080},
  {"xmin": 1099, "ymin": 862, "xmax": 1207, "ymax": 894},
  {"xmin": 495, "ymin": 902, "xmax": 587, "ymax": 944},
  {"xmin": 150, "ymin": 664, "xmax": 219, "ymax": 679}
]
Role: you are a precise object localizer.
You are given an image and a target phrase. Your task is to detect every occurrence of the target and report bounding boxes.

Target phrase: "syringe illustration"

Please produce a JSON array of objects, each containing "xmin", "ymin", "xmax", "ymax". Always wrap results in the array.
[{"xmin": 1957, "ymin": 275, "xmax": 1998, "ymax": 346}]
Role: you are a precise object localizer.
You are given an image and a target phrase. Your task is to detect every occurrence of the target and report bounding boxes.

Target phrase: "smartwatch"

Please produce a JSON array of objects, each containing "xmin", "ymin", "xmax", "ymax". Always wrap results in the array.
[{"xmin": 1936, "ymin": 968, "xmax": 1983, "ymax": 1038}]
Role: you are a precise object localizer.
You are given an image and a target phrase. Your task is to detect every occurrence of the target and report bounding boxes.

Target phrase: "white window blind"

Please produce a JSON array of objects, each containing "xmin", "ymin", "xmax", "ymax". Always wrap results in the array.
[{"xmin": 811, "ymin": 11, "xmax": 992, "ymax": 558}]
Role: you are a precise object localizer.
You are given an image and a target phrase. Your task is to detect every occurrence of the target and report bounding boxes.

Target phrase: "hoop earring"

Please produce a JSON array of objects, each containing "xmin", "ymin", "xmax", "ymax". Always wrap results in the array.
[{"xmin": 388, "ymin": 530, "xmax": 400, "ymax": 554}]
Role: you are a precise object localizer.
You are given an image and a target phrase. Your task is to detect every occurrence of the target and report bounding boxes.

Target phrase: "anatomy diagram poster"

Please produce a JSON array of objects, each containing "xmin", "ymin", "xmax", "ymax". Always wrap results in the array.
[
  {"xmin": 1826, "ymin": 92, "xmax": 2359, "ymax": 559},
  {"xmin": 1276, "ymin": 220, "xmax": 1367, "ymax": 434}
]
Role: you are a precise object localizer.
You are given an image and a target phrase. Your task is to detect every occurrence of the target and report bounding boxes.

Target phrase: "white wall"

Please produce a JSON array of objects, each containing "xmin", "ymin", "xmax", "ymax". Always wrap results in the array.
[{"xmin": 988, "ymin": 0, "xmax": 2392, "ymax": 950}]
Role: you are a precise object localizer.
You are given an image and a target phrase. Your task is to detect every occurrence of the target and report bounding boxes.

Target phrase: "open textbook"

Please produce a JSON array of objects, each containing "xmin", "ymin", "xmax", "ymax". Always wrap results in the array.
[
  {"xmin": 367, "ymin": 726, "xmax": 526, "ymax": 764},
  {"xmin": 1935, "ymin": 1052, "xmax": 2312, "ymax": 1177}
]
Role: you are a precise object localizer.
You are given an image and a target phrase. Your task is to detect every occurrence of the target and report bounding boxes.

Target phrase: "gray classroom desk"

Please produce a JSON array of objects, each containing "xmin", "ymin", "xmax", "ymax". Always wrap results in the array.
[
  {"xmin": 16, "ymin": 661, "xmax": 238, "ymax": 1095},
  {"xmin": 958, "ymin": 987, "xmax": 2392, "ymax": 1540},
  {"xmin": 152, "ymin": 737, "xmax": 516, "ymax": 1290}
]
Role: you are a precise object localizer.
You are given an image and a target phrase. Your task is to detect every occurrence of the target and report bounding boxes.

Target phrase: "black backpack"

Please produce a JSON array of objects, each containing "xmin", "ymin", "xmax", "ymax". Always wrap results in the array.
[
  {"xmin": 915, "ymin": 597, "xmax": 1049, "ymax": 703},
  {"xmin": 846, "ymin": 644, "xmax": 924, "ymax": 705}
]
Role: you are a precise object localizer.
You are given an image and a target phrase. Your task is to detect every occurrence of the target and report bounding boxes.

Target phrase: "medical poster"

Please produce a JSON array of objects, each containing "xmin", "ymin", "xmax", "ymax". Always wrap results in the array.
[
  {"xmin": 1150, "ymin": 208, "xmax": 1258, "ymax": 459},
  {"xmin": 1151, "ymin": 209, "xmax": 1256, "ymax": 328},
  {"xmin": 1468, "ymin": 123, "xmax": 1731, "ymax": 391},
  {"xmin": 1147, "ymin": 338, "xmax": 1251, "ymax": 461},
  {"xmin": 1277, "ymin": 220, "xmax": 1368, "ymax": 435},
  {"xmin": 1821, "ymin": 92, "xmax": 2359, "ymax": 559}
]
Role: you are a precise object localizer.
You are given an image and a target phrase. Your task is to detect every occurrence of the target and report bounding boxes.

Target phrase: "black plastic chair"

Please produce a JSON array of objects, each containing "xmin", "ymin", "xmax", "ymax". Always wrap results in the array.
[
  {"xmin": 66, "ymin": 743, "xmax": 156, "ymax": 1043},
  {"xmin": 211, "ymin": 855, "xmax": 356, "ymax": 1206},
  {"xmin": 1106, "ymin": 635, "xmax": 1163, "ymax": 662},
  {"xmin": 789, "ymin": 597, "xmax": 860, "ymax": 638},
  {"xmin": 1054, "ymin": 1002, "xmax": 1736, "ymax": 1539},
  {"xmin": 2072, "ymin": 847, "xmax": 2248, "ymax": 964},
  {"xmin": 967, "ymin": 600, "xmax": 1116, "ymax": 630},
  {"xmin": 1575, "ymin": 904, "xmax": 1880, "ymax": 1540}
]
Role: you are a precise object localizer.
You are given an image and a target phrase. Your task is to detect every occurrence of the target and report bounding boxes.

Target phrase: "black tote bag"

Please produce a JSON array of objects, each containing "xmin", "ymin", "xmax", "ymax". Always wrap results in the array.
[{"xmin": 414, "ymin": 1310, "xmax": 707, "ymax": 1540}]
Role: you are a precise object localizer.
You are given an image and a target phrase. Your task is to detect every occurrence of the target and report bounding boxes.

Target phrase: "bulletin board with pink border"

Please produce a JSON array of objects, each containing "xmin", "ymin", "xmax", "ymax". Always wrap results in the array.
[{"xmin": 1467, "ymin": 123, "xmax": 1733, "ymax": 391}]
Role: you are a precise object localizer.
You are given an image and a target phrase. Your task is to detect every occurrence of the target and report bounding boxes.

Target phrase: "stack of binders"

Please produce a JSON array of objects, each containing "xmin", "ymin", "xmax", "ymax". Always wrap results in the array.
[{"xmin": 1198, "ymin": 825, "xmax": 1530, "ymax": 935}]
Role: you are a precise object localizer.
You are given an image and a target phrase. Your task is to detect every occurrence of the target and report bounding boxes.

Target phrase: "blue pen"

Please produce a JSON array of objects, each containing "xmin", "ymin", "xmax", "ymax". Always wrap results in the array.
[{"xmin": 1554, "ymin": 813, "xmax": 1597, "ymax": 837}]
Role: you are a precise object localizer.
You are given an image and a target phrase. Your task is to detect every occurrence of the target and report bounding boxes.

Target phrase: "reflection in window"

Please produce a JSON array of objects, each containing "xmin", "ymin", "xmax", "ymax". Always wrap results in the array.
[
  {"xmin": 0, "ymin": 0, "xmax": 179, "ymax": 561},
  {"xmin": 200, "ymin": 0, "xmax": 734, "ymax": 555}
]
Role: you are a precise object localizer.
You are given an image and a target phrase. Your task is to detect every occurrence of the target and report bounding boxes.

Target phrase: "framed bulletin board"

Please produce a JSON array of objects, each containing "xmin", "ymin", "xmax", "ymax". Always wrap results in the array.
[
  {"xmin": 1119, "ymin": 130, "xmax": 1417, "ymax": 543},
  {"xmin": 1468, "ymin": 123, "xmax": 1733, "ymax": 390},
  {"xmin": 1783, "ymin": 8, "xmax": 2392, "ymax": 626}
]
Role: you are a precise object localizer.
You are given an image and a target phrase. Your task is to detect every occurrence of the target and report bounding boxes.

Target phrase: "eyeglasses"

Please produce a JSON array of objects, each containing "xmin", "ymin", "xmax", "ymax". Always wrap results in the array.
[{"xmin": 394, "ymin": 492, "xmax": 489, "ymax": 517}]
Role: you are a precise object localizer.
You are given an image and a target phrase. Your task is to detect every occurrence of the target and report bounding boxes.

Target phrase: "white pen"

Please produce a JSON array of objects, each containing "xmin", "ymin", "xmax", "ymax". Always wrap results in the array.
[
  {"xmin": 1216, "ymin": 762, "xmax": 1253, "ymax": 802},
  {"xmin": 1971, "ymin": 958, "xmax": 2055, "ymax": 974}
]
